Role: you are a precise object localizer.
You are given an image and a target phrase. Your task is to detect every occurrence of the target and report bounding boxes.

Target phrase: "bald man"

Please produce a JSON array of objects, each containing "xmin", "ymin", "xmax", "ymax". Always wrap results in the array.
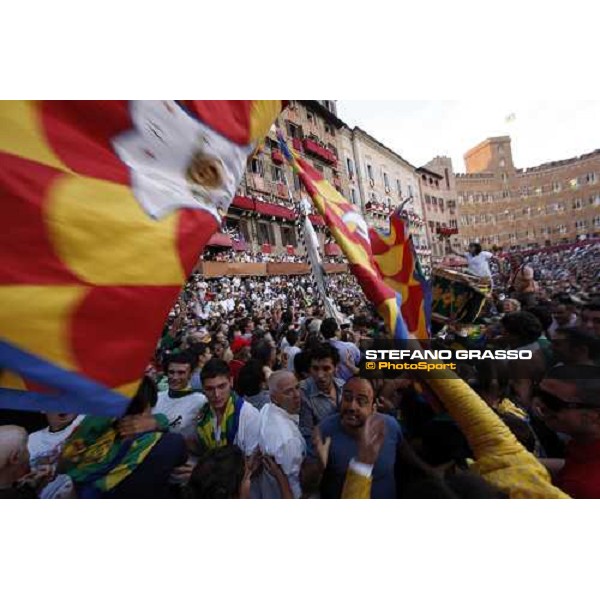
[
  {"xmin": 0, "ymin": 426, "xmax": 35, "ymax": 498},
  {"xmin": 257, "ymin": 371, "xmax": 306, "ymax": 498}
]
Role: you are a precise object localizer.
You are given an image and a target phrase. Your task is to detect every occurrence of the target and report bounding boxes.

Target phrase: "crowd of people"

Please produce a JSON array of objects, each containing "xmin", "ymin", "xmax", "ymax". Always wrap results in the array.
[
  {"xmin": 2, "ymin": 238, "xmax": 600, "ymax": 499},
  {"xmin": 202, "ymin": 248, "xmax": 307, "ymax": 263},
  {"xmin": 201, "ymin": 247, "xmax": 346, "ymax": 264}
]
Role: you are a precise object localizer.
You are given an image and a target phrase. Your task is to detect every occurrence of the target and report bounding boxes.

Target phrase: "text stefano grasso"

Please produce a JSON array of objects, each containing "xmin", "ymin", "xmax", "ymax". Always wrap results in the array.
[{"xmin": 365, "ymin": 349, "xmax": 533, "ymax": 361}]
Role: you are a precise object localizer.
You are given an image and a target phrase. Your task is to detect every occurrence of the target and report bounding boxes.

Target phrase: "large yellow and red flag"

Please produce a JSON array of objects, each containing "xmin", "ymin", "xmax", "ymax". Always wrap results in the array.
[
  {"xmin": 0, "ymin": 100, "xmax": 283, "ymax": 416},
  {"xmin": 278, "ymin": 135, "xmax": 409, "ymax": 339},
  {"xmin": 369, "ymin": 210, "xmax": 432, "ymax": 338}
]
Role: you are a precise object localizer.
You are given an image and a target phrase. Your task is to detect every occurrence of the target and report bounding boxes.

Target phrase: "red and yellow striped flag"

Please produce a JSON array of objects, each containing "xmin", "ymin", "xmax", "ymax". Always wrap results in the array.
[
  {"xmin": 278, "ymin": 137, "xmax": 409, "ymax": 339},
  {"xmin": 369, "ymin": 210, "xmax": 432, "ymax": 338}
]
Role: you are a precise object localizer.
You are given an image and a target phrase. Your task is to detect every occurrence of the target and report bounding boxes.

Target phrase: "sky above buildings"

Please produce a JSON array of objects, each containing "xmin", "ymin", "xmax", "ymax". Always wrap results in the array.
[{"xmin": 336, "ymin": 101, "xmax": 600, "ymax": 173}]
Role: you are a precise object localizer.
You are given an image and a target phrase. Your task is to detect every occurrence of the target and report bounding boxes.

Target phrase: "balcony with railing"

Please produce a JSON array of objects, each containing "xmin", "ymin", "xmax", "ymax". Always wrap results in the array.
[{"xmin": 302, "ymin": 138, "xmax": 337, "ymax": 165}]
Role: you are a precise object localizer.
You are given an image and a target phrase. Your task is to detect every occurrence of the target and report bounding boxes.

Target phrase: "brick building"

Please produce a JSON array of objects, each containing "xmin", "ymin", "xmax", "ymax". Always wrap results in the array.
[
  {"xmin": 207, "ymin": 100, "xmax": 432, "ymax": 268},
  {"xmin": 417, "ymin": 156, "xmax": 461, "ymax": 262},
  {"xmin": 212, "ymin": 100, "xmax": 348, "ymax": 258},
  {"xmin": 455, "ymin": 137, "xmax": 600, "ymax": 250}
]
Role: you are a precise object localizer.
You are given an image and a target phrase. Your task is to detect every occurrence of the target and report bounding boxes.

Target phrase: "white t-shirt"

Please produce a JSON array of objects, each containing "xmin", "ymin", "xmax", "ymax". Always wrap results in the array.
[
  {"xmin": 284, "ymin": 345, "xmax": 302, "ymax": 372},
  {"xmin": 465, "ymin": 251, "xmax": 493, "ymax": 278},
  {"xmin": 153, "ymin": 390, "xmax": 207, "ymax": 438},
  {"xmin": 258, "ymin": 403, "xmax": 306, "ymax": 499},
  {"xmin": 28, "ymin": 416, "xmax": 84, "ymax": 468}
]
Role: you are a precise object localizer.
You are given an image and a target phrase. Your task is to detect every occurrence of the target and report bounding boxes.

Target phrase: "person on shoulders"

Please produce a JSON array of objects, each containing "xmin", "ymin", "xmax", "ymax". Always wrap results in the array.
[{"xmin": 451, "ymin": 242, "xmax": 494, "ymax": 282}]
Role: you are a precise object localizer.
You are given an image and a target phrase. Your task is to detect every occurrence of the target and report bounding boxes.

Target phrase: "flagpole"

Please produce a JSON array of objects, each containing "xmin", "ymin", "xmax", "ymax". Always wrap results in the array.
[{"xmin": 277, "ymin": 134, "xmax": 340, "ymax": 324}]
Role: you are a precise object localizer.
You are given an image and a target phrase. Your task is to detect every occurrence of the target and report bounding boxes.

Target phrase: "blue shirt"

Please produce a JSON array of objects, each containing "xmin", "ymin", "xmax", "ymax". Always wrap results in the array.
[
  {"xmin": 318, "ymin": 413, "xmax": 402, "ymax": 499},
  {"xmin": 299, "ymin": 376, "xmax": 345, "ymax": 446},
  {"xmin": 328, "ymin": 339, "xmax": 361, "ymax": 382},
  {"xmin": 190, "ymin": 369, "xmax": 203, "ymax": 392}
]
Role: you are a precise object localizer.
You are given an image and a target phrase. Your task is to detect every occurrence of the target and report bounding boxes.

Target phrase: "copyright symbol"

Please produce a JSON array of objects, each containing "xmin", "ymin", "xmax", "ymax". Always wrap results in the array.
[{"xmin": 366, "ymin": 362, "xmax": 375, "ymax": 370}]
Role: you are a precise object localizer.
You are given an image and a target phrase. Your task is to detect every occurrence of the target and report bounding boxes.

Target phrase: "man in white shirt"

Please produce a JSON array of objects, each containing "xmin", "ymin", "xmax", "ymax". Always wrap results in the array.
[
  {"xmin": 27, "ymin": 413, "xmax": 84, "ymax": 469},
  {"xmin": 258, "ymin": 371, "xmax": 306, "ymax": 498},
  {"xmin": 282, "ymin": 329, "xmax": 302, "ymax": 372},
  {"xmin": 152, "ymin": 353, "xmax": 207, "ymax": 438},
  {"xmin": 463, "ymin": 243, "xmax": 494, "ymax": 279}
]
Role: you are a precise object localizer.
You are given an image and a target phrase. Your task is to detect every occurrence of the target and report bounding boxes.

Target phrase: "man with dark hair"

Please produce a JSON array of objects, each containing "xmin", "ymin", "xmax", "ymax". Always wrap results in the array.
[
  {"xmin": 551, "ymin": 327, "xmax": 599, "ymax": 367},
  {"xmin": 549, "ymin": 303, "xmax": 577, "ymax": 337},
  {"xmin": 580, "ymin": 302, "xmax": 600, "ymax": 337},
  {"xmin": 299, "ymin": 343, "xmax": 344, "ymax": 444},
  {"xmin": 152, "ymin": 353, "xmax": 207, "ymax": 437},
  {"xmin": 293, "ymin": 352, "xmax": 311, "ymax": 381},
  {"xmin": 238, "ymin": 317, "xmax": 254, "ymax": 340},
  {"xmin": 452, "ymin": 243, "xmax": 494, "ymax": 280},
  {"xmin": 314, "ymin": 377, "xmax": 403, "ymax": 499},
  {"xmin": 188, "ymin": 358, "xmax": 260, "ymax": 457},
  {"xmin": 535, "ymin": 365, "xmax": 600, "ymax": 498},
  {"xmin": 185, "ymin": 446, "xmax": 246, "ymax": 499},
  {"xmin": 501, "ymin": 311, "xmax": 544, "ymax": 350},
  {"xmin": 189, "ymin": 342, "xmax": 212, "ymax": 391},
  {"xmin": 526, "ymin": 306, "xmax": 553, "ymax": 337},
  {"xmin": 282, "ymin": 329, "xmax": 301, "ymax": 372},
  {"xmin": 320, "ymin": 317, "xmax": 361, "ymax": 383}
]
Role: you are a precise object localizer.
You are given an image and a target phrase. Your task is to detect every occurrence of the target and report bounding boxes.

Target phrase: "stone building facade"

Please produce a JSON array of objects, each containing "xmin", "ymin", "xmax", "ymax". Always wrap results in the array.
[
  {"xmin": 455, "ymin": 137, "xmax": 600, "ymax": 250},
  {"xmin": 417, "ymin": 156, "xmax": 461, "ymax": 262},
  {"xmin": 338, "ymin": 126, "xmax": 430, "ymax": 267}
]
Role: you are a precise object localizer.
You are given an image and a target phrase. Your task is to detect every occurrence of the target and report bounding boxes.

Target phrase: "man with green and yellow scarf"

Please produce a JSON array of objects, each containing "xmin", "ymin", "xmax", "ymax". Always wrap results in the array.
[{"xmin": 187, "ymin": 359, "xmax": 260, "ymax": 458}]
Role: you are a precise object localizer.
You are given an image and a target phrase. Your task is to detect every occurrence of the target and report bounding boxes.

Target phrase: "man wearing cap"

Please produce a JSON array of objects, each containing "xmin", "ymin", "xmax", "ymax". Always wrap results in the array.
[
  {"xmin": 229, "ymin": 337, "xmax": 251, "ymax": 383},
  {"xmin": 535, "ymin": 365, "xmax": 600, "ymax": 498}
]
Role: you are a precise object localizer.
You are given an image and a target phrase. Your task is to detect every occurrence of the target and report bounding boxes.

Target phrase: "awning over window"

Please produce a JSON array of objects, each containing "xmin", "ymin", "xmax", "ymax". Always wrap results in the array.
[
  {"xmin": 233, "ymin": 195, "xmax": 296, "ymax": 220},
  {"xmin": 309, "ymin": 214, "xmax": 325, "ymax": 227},
  {"xmin": 254, "ymin": 200, "xmax": 295, "ymax": 220},
  {"xmin": 207, "ymin": 232, "xmax": 232, "ymax": 247},
  {"xmin": 303, "ymin": 138, "xmax": 337, "ymax": 165},
  {"xmin": 325, "ymin": 243, "xmax": 341, "ymax": 256},
  {"xmin": 232, "ymin": 195, "xmax": 254, "ymax": 210}
]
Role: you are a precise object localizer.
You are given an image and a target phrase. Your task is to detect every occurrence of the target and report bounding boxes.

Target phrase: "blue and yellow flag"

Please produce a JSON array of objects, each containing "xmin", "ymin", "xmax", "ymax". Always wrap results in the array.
[
  {"xmin": 0, "ymin": 100, "xmax": 283, "ymax": 416},
  {"xmin": 278, "ymin": 134, "xmax": 409, "ymax": 339}
]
